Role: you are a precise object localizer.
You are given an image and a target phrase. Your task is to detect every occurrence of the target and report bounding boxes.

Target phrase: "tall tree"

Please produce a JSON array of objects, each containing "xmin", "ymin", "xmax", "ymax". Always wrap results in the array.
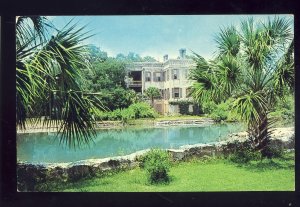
[
  {"xmin": 115, "ymin": 52, "xmax": 157, "ymax": 62},
  {"xmin": 190, "ymin": 17, "xmax": 294, "ymax": 157},
  {"xmin": 84, "ymin": 57, "xmax": 127, "ymax": 91},
  {"xmin": 85, "ymin": 44, "xmax": 108, "ymax": 63},
  {"xmin": 143, "ymin": 56, "xmax": 157, "ymax": 62},
  {"xmin": 16, "ymin": 16, "xmax": 101, "ymax": 148}
]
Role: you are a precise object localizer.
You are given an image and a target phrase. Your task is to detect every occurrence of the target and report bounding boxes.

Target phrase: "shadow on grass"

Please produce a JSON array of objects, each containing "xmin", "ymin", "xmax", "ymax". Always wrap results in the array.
[
  {"xmin": 35, "ymin": 170, "xmax": 120, "ymax": 192},
  {"xmin": 230, "ymin": 153, "xmax": 295, "ymax": 172}
]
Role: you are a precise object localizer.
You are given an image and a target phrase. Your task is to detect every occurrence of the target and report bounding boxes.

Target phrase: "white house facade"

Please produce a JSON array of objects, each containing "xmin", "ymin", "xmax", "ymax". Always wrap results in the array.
[{"xmin": 126, "ymin": 49, "xmax": 198, "ymax": 115}]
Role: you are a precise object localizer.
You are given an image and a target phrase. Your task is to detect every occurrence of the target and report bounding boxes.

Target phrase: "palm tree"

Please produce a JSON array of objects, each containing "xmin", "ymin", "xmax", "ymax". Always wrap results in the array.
[
  {"xmin": 16, "ymin": 16, "xmax": 101, "ymax": 148},
  {"xmin": 190, "ymin": 17, "xmax": 294, "ymax": 157},
  {"xmin": 144, "ymin": 87, "xmax": 161, "ymax": 107}
]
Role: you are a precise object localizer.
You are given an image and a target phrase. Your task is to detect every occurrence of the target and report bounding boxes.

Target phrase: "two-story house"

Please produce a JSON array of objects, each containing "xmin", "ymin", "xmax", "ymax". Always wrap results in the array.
[{"xmin": 126, "ymin": 49, "xmax": 197, "ymax": 115}]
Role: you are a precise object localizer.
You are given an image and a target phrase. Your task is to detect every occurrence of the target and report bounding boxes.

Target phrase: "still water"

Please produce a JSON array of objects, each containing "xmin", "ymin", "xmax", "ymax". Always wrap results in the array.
[{"xmin": 17, "ymin": 124, "xmax": 244, "ymax": 163}]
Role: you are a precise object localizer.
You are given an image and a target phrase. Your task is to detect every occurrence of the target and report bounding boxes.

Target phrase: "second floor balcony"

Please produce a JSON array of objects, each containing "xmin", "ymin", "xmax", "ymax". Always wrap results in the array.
[{"xmin": 128, "ymin": 80, "xmax": 142, "ymax": 87}]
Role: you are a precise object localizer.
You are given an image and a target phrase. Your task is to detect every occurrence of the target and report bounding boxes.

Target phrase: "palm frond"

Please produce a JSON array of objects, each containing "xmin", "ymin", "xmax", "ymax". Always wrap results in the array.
[
  {"xmin": 57, "ymin": 90, "xmax": 96, "ymax": 148},
  {"xmin": 216, "ymin": 55, "xmax": 242, "ymax": 96},
  {"xmin": 262, "ymin": 16, "xmax": 293, "ymax": 49},
  {"xmin": 16, "ymin": 16, "xmax": 100, "ymax": 148},
  {"xmin": 190, "ymin": 51, "xmax": 210, "ymax": 73},
  {"xmin": 214, "ymin": 25, "xmax": 240, "ymax": 57},
  {"xmin": 232, "ymin": 90, "xmax": 268, "ymax": 126}
]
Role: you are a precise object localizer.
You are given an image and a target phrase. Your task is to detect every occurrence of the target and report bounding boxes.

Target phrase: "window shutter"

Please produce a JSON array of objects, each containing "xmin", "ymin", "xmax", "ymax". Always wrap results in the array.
[
  {"xmin": 167, "ymin": 89, "xmax": 170, "ymax": 99},
  {"xmin": 172, "ymin": 88, "xmax": 174, "ymax": 98},
  {"xmin": 180, "ymin": 88, "xmax": 182, "ymax": 98}
]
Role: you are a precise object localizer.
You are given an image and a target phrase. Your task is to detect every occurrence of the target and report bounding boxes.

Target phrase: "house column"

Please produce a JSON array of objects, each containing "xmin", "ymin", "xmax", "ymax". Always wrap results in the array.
[{"xmin": 142, "ymin": 68, "xmax": 145, "ymax": 93}]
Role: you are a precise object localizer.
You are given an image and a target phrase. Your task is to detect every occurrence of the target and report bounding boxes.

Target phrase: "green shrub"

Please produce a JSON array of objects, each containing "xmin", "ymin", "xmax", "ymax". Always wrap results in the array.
[
  {"xmin": 120, "ymin": 107, "xmax": 135, "ymax": 123},
  {"xmin": 263, "ymin": 145, "xmax": 284, "ymax": 159},
  {"xmin": 201, "ymin": 101, "xmax": 217, "ymax": 114},
  {"xmin": 226, "ymin": 140, "xmax": 262, "ymax": 163},
  {"xmin": 229, "ymin": 149, "xmax": 262, "ymax": 163},
  {"xmin": 91, "ymin": 107, "xmax": 109, "ymax": 121},
  {"xmin": 128, "ymin": 102, "xmax": 159, "ymax": 119},
  {"xmin": 210, "ymin": 102, "xmax": 229, "ymax": 122},
  {"xmin": 209, "ymin": 98, "xmax": 238, "ymax": 122},
  {"xmin": 268, "ymin": 94, "xmax": 294, "ymax": 126},
  {"xmin": 142, "ymin": 149, "xmax": 171, "ymax": 184},
  {"xmin": 178, "ymin": 102, "xmax": 190, "ymax": 115},
  {"xmin": 93, "ymin": 102, "xmax": 158, "ymax": 122},
  {"xmin": 108, "ymin": 109, "xmax": 121, "ymax": 120}
]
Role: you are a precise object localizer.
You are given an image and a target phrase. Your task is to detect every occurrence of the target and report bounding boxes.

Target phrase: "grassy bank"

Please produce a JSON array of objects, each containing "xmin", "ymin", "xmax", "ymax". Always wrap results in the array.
[{"xmin": 37, "ymin": 152, "xmax": 294, "ymax": 192}]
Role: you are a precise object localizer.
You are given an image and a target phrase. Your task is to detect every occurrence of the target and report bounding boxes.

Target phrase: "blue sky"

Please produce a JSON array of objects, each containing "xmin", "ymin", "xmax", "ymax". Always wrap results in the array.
[{"xmin": 49, "ymin": 15, "xmax": 293, "ymax": 61}]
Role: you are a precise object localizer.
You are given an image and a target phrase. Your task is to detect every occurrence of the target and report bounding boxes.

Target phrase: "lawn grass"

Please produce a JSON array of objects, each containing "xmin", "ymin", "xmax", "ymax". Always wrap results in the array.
[{"xmin": 39, "ymin": 152, "xmax": 294, "ymax": 192}]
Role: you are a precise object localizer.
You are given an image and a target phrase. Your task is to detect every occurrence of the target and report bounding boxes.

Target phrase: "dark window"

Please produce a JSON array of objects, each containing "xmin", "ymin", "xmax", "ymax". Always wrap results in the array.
[
  {"xmin": 154, "ymin": 72, "xmax": 162, "ymax": 82},
  {"xmin": 173, "ymin": 69, "xmax": 179, "ymax": 80},
  {"xmin": 160, "ymin": 89, "xmax": 164, "ymax": 98},
  {"xmin": 172, "ymin": 88, "xmax": 182, "ymax": 98},
  {"xmin": 145, "ymin": 72, "xmax": 151, "ymax": 81},
  {"xmin": 174, "ymin": 88, "xmax": 179, "ymax": 98}
]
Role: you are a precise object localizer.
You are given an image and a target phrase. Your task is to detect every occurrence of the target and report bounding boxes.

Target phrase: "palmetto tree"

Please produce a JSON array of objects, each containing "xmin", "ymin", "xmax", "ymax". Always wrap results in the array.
[
  {"xmin": 144, "ymin": 87, "xmax": 161, "ymax": 107},
  {"xmin": 16, "ymin": 16, "xmax": 101, "ymax": 148},
  {"xmin": 190, "ymin": 17, "xmax": 294, "ymax": 157}
]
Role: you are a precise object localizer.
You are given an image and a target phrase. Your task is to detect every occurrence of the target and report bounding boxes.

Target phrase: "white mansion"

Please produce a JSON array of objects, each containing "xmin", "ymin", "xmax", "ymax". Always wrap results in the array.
[{"xmin": 126, "ymin": 49, "xmax": 197, "ymax": 115}]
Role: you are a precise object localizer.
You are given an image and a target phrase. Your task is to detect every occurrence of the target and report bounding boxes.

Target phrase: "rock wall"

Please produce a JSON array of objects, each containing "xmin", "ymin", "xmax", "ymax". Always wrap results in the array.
[{"xmin": 17, "ymin": 131, "xmax": 294, "ymax": 192}]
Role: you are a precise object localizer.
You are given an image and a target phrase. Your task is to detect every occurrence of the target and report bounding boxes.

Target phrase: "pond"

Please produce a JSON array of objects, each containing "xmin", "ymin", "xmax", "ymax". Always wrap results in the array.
[{"xmin": 17, "ymin": 124, "xmax": 245, "ymax": 163}]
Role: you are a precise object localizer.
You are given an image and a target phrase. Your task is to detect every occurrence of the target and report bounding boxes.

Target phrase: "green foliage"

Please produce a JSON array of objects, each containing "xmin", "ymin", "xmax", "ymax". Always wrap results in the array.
[
  {"xmin": 16, "ymin": 16, "xmax": 99, "ymax": 148},
  {"xmin": 210, "ymin": 102, "xmax": 229, "ymax": 122},
  {"xmin": 144, "ymin": 87, "xmax": 161, "ymax": 106},
  {"xmin": 109, "ymin": 109, "xmax": 123, "ymax": 120},
  {"xmin": 226, "ymin": 141, "xmax": 262, "ymax": 163},
  {"xmin": 142, "ymin": 149, "xmax": 171, "ymax": 184},
  {"xmin": 143, "ymin": 56, "xmax": 158, "ymax": 62},
  {"xmin": 209, "ymin": 98, "xmax": 238, "ymax": 122},
  {"xmin": 98, "ymin": 87, "xmax": 137, "ymax": 111},
  {"xmin": 229, "ymin": 149, "xmax": 262, "ymax": 164},
  {"xmin": 120, "ymin": 108, "xmax": 135, "ymax": 124},
  {"xmin": 85, "ymin": 44, "xmax": 108, "ymax": 63},
  {"xmin": 178, "ymin": 103, "xmax": 189, "ymax": 115},
  {"xmin": 268, "ymin": 94, "xmax": 294, "ymax": 126},
  {"xmin": 115, "ymin": 52, "xmax": 157, "ymax": 62},
  {"xmin": 225, "ymin": 140, "xmax": 285, "ymax": 163},
  {"xmin": 84, "ymin": 58, "xmax": 127, "ymax": 91},
  {"xmin": 201, "ymin": 101, "xmax": 217, "ymax": 114},
  {"xmin": 263, "ymin": 145, "xmax": 284, "ymax": 159},
  {"xmin": 93, "ymin": 102, "xmax": 158, "ymax": 121},
  {"xmin": 35, "ymin": 151, "xmax": 294, "ymax": 192},
  {"xmin": 92, "ymin": 108, "xmax": 109, "ymax": 120},
  {"xmin": 215, "ymin": 25, "xmax": 240, "ymax": 57},
  {"xmin": 128, "ymin": 102, "xmax": 159, "ymax": 119},
  {"xmin": 190, "ymin": 16, "xmax": 294, "ymax": 157},
  {"xmin": 110, "ymin": 88, "xmax": 136, "ymax": 110}
]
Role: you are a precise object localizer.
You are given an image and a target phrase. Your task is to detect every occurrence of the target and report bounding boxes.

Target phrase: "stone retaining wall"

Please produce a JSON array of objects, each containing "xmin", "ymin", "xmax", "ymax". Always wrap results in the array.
[
  {"xmin": 155, "ymin": 118, "xmax": 214, "ymax": 126},
  {"xmin": 17, "ymin": 132, "xmax": 294, "ymax": 192}
]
